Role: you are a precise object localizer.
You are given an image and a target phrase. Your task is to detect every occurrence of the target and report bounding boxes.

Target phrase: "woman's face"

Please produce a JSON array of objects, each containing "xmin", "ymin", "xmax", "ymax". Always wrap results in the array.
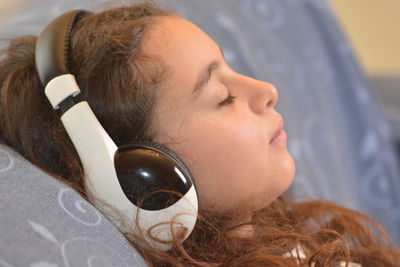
[{"xmin": 144, "ymin": 16, "xmax": 295, "ymax": 214}]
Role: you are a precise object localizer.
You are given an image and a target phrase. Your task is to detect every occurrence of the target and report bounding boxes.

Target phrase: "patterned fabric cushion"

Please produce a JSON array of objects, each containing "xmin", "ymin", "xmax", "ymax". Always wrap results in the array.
[{"xmin": 0, "ymin": 145, "xmax": 147, "ymax": 267}]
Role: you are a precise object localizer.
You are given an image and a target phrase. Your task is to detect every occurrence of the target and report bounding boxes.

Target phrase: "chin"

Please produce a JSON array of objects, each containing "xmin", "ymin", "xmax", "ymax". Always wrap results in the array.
[
  {"xmin": 281, "ymin": 152, "xmax": 297, "ymax": 190},
  {"xmin": 265, "ymin": 154, "xmax": 296, "ymax": 205}
]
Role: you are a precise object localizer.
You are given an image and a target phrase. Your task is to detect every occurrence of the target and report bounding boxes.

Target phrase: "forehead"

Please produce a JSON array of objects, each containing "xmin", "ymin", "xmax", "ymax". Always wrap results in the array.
[
  {"xmin": 141, "ymin": 16, "xmax": 221, "ymax": 89},
  {"xmin": 143, "ymin": 15, "xmax": 218, "ymax": 60}
]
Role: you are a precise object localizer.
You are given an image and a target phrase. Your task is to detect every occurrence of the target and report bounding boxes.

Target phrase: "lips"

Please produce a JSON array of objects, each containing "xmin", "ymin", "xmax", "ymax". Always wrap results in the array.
[{"xmin": 269, "ymin": 117, "xmax": 284, "ymax": 145}]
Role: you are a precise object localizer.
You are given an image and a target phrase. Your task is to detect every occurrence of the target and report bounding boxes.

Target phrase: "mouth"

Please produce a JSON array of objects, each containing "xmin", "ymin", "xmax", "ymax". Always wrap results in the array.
[{"xmin": 269, "ymin": 117, "xmax": 286, "ymax": 146}]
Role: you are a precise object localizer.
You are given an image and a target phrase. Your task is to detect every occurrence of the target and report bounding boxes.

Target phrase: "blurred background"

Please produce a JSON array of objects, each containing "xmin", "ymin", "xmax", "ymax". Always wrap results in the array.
[{"xmin": 328, "ymin": 0, "xmax": 400, "ymax": 145}]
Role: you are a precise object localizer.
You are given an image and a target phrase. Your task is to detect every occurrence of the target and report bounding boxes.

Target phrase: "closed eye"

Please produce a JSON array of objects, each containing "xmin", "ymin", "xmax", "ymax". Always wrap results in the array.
[{"xmin": 219, "ymin": 94, "xmax": 237, "ymax": 106}]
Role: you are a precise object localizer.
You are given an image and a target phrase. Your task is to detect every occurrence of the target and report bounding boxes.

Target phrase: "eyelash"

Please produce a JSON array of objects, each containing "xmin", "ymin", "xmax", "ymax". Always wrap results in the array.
[{"xmin": 218, "ymin": 94, "xmax": 237, "ymax": 106}]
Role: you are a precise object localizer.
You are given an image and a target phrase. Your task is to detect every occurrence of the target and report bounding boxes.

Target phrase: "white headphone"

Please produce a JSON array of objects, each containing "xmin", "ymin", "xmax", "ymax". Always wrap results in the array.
[{"xmin": 34, "ymin": 9, "xmax": 198, "ymax": 251}]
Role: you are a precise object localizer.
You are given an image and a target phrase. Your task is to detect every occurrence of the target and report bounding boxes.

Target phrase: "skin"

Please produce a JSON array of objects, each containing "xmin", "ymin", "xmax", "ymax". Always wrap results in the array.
[{"xmin": 144, "ymin": 16, "xmax": 295, "ymax": 215}]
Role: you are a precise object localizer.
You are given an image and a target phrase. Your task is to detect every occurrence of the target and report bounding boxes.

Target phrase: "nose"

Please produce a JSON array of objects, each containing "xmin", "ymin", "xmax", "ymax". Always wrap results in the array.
[{"xmin": 233, "ymin": 73, "xmax": 278, "ymax": 114}]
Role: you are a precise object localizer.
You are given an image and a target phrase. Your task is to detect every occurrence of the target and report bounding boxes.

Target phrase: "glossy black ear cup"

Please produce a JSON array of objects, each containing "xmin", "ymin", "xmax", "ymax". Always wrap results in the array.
[
  {"xmin": 141, "ymin": 140, "xmax": 194, "ymax": 181},
  {"xmin": 114, "ymin": 143, "xmax": 195, "ymax": 210}
]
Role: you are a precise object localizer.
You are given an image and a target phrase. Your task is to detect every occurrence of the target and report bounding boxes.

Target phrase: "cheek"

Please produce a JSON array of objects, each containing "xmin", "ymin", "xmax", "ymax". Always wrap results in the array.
[
  {"xmin": 188, "ymin": 131, "xmax": 295, "ymax": 212},
  {"xmin": 155, "ymin": 113, "xmax": 295, "ymax": 212},
  {"xmin": 172, "ymin": 121, "xmax": 268, "ymax": 210}
]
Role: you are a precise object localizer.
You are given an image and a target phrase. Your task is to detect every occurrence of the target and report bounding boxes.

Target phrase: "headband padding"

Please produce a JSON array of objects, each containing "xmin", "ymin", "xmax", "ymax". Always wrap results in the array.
[{"xmin": 35, "ymin": 10, "xmax": 88, "ymax": 86}]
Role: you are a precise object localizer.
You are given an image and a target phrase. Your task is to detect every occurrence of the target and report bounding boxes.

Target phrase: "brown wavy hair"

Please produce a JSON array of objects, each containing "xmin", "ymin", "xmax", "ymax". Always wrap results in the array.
[{"xmin": 0, "ymin": 2, "xmax": 399, "ymax": 266}]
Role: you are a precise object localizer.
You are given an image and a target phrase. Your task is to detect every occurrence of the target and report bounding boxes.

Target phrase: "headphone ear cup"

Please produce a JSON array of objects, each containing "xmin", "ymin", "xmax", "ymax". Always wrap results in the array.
[
  {"xmin": 141, "ymin": 140, "xmax": 196, "ymax": 186},
  {"xmin": 114, "ymin": 140, "xmax": 196, "ymax": 210},
  {"xmin": 114, "ymin": 140, "xmax": 199, "ymax": 249}
]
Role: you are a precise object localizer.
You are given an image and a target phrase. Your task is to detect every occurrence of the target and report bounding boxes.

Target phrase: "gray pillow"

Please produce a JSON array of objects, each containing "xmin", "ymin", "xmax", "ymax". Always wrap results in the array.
[{"xmin": 0, "ymin": 145, "xmax": 147, "ymax": 267}]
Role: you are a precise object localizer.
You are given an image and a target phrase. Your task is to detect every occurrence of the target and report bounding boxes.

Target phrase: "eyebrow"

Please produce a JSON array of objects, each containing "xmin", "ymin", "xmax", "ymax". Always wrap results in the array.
[{"xmin": 192, "ymin": 46, "xmax": 225, "ymax": 95}]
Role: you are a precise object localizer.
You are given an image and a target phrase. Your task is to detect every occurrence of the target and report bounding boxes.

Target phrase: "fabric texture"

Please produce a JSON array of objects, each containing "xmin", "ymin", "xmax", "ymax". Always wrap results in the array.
[
  {"xmin": 0, "ymin": 145, "xmax": 147, "ymax": 267},
  {"xmin": 0, "ymin": 0, "xmax": 399, "ymax": 264}
]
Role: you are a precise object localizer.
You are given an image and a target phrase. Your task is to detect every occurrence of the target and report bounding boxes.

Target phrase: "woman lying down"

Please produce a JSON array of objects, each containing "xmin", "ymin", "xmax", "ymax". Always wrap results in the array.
[{"xmin": 0, "ymin": 1, "xmax": 399, "ymax": 266}]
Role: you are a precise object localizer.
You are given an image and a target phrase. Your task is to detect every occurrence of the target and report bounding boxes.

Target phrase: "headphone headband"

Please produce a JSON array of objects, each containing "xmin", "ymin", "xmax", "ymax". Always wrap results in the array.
[
  {"xmin": 34, "ymin": 8, "xmax": 198, "ymax": 251},
  {"xmin": 35, "ymin": 10, "xmax": 89, "ymax": 85}
]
